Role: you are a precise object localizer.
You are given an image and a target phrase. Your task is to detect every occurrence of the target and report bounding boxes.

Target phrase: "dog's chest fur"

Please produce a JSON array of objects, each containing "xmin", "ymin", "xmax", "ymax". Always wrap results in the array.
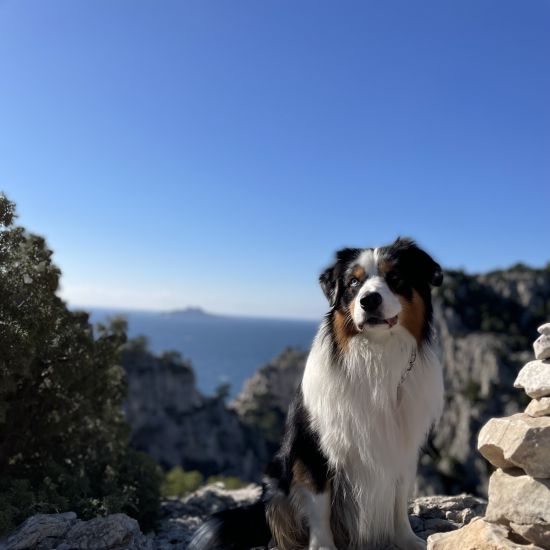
[{"xmin": 301, "ymin": 324, "xmax": 444, "ymax": 546}]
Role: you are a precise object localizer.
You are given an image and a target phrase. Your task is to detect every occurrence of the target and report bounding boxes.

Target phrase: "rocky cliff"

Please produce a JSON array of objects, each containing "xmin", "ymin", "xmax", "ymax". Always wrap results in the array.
[
  {"xmin": 121, "ymin": 264, "xmax": 550, "ymax": 495},
  {"xmin": 122, "ymin": 339, "xmax": 269, "ymax": 480}
]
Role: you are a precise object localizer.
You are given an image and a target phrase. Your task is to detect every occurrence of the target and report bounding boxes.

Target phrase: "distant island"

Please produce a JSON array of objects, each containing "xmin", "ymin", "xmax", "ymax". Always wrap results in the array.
[{"xmin": 164, "ymin": 306, "xmax": 219, "ymax": 319}]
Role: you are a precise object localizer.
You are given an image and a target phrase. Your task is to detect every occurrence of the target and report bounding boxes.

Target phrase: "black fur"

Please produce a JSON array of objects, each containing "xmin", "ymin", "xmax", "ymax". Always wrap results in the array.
[
  {"xmin": 378, "ymin": 237, "xmax": 443, "ymax": 342},
  {"xmin": 187, "ymin": 499, "xmax": 271, "ymax": 550},
  {"xmin": 319, "ymin": 247, "xmax": 361, "ymax": 307},
  {"xmin": 268, "ymin": 389, "xmax": 330, "ymax": 494}
]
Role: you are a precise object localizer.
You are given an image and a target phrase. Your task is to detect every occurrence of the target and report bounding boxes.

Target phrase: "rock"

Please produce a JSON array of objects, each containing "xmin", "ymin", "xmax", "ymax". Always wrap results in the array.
[
  {"xmin": 485, "ymin": 469, "xmax": 550, "ymax": 549},
  {"xmin": 4, "ymin": 512, "xmax": 77, "ymax": 550},
  {"xmin": 427, "ymin": 517, "xmax": 542, "ymax": 549},
  {"xmin": 477, "ymin": 414, "xmax": 550, "ymax": 478},
  {"xmin": 3, "ymin": 512, "xmax": 153, "ymax": 550},
  {"xmin": 534, "ymin": 334, "xmax": 550, "ymax": 361},
  {"xmin": 408, "ymin": 494, "xmax": 487, "ymax": 540},
  {"xmin": 538, "ymin": 323, "xmax": 550, "ymax": 336},
  {"xmin": 65, "ymin": 514, "xmax": 152, "ymax": 549},
  {"xmin": 510, "ymin": 522, "xmax": 550, "ymax": 550},
  {"xmin": 525, "ymin": 397, "xmax": 550, "ymax": 417},
  {"xmin": 514, "ymin": 360, "xmax": 550, "ymax": 398}
]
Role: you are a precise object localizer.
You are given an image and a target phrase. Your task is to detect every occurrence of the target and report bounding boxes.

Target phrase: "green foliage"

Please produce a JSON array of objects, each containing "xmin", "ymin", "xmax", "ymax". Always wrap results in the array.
[
  {"xmin": 205, "ymin": 475, "xmax": 248, "ymax": 490},
  {"xmin": 160, "ymin": 467, "xmax": 203, "ymax": 497},
  {"xmin": 160, "ymin": 467, "xmax": 248, "ymax": 498},
  {"xmin": 0, "ymin": 194, "xmax": 161, "ymax": 534}
]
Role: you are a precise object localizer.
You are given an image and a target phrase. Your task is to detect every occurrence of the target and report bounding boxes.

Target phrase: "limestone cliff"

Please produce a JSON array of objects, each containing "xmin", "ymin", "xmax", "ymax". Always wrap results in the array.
[{"xmin": 122, "ymin": 341, "xmax": 269, "ymax": 480}]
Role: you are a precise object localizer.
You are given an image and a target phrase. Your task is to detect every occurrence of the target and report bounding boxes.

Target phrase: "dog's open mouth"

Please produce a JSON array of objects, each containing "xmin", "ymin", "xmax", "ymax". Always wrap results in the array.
[{"xmin": 366, "ymin": 315, "xmax": 399, "ymax": 328}]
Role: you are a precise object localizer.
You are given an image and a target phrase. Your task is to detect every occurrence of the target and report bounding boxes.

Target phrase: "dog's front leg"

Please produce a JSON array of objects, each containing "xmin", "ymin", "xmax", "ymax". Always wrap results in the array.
[
  {"xmin": 393, "ymin": 469, "xmax": 426, "ymax": 550},
  {"xmin": 299, "ymin": 485, "xmax": 337, "ymax": 550}
]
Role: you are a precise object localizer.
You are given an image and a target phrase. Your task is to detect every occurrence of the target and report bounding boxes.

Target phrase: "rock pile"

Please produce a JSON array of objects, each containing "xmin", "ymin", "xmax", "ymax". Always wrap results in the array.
[{"xmin": 429, "ymin": 322, "xmax": 550, "ymax": 549}]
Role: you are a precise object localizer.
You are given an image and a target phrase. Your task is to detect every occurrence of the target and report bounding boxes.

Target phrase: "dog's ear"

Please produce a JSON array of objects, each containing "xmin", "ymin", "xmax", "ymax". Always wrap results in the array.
[
  {"xmin": 319, "ymin": 248, "xmax": 359, "ymax": 307},
  {"xmin": 319, "ymin": 264, "xmax": 340, "ymax": 307},
  {"xmin": 391, "ymin": 237, "xmax": 443, "ymax": 287}
]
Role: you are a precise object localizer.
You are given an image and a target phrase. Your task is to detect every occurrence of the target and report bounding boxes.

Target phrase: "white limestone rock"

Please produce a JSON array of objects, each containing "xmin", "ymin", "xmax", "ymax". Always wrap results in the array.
[
  {"xmin": 534, "ymin": 334, "xmax": 550, "ymax": 361},
  {"xmin": 514, "ymin": 360, "xmax": 550, "ymax": 398},
  {"xmin": 486, "ymin": 469, "xmax": 550, "ymax": 549},
  {"xmin": 525, "ymin": 397, "xmax": 550, "ymax": 417},
  {"xmin": 477, "ymin": 413, "xmax": 550, "ymax": 478},
  {"xmin": 538, "ymin": 323, "xmax": 550, "ymax": 336},
  {"xmin": 427, "ymin": 517, "xmax": 542, "ymax": 549}
]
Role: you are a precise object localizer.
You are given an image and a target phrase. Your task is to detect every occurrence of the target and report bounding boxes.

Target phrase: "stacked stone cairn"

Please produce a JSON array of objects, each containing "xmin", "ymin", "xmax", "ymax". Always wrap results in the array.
[{"xmin": 428, "ymin": 323, "xmax": 550, "ymax": 550}]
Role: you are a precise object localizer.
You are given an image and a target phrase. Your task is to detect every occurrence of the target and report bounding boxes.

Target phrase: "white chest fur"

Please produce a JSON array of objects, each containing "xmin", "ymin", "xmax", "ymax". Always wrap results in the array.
[{"xmin": 301, "ymin": 324, "xmax": 444, "ymax": 546}]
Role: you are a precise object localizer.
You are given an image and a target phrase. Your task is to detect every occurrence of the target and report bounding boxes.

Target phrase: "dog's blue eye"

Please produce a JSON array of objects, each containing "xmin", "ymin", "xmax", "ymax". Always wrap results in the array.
[{"xmin": 350, "ymin": 278, "xmax": 359, "ymax": 287}]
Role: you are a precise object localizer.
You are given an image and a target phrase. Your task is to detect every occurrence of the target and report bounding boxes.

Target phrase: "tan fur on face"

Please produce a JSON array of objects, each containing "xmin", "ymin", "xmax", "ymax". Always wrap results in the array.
[
  {"xmin": 398, "ymin": 290, "xmax": 426, "ymax": 344},
  {"xmin": 351, "ymin": 266, "xmax": 366, "ymax": 281},
  {"xmin": 333, "ymin": 310, "xmax": 359, "ymax": 352}
]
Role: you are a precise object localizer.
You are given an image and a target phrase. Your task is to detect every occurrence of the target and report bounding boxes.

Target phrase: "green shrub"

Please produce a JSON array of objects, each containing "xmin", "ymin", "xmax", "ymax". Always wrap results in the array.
[
  {"xmin": 161, "ymin": 467, "xmax": 204, "ymax": 497},
  {"xmin": 206, "ymin": 475, "xmax": 248, "ymax": 490},
  {"xmin": 0, "ymin": 194, "xmax": 161, "ymax": 534},
  {"xmin": 160, "ymin": 466, "xmax": 248, "ymax": 498}
]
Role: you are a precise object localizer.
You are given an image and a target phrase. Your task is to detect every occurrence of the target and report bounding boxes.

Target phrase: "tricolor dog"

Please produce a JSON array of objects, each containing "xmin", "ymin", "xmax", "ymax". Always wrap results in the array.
[{"xmin": 190, "ymin": 237, "xmax": 444, "ymax": 550}]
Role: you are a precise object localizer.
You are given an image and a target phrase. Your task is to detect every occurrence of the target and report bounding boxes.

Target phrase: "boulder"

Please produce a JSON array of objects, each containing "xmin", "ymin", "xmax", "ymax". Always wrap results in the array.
[
  {"xmin": 64, "ymin": 514, "xmax": 152, "ymax": 549},
  {"xmin": 3, "ymin": 513, "xmax": 77, "ymax": 550},
  {"xmin": 477, "ymin": 414, "xmax": 550, "ymax": 478},
  {"xmin": 514, "ymin": 360, "xmax": 550, "ymax": 399},
  {"xmin": 525, "ymin": 397, "xmax": 550, "ymax": 418},
  {"xmin": 538, "ymin": 323, "xmax": 550, "ymax": 336},
  {"xmin": 2, "ymin": 512, "xmax": 153, "ymax": 550},
  {"xmin": 534, "ymin": 334, "xmax": 550, "ymax": 361},
  {"xmin": 427, "ymin": 517, "xmax": 542, "ymax": 549},
  {"xmin": 485, "ymin": 469, "xmax": 550, "ymax": 549}
]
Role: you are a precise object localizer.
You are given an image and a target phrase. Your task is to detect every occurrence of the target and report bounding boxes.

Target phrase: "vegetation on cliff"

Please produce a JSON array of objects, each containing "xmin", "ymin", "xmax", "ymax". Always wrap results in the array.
[{"xmin": 0, "ymin": 195, "xmax": 161, "ymax": 534}]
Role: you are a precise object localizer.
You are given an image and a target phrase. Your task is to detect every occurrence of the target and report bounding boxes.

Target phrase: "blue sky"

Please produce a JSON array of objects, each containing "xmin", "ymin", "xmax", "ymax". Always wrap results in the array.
[{"xmin": 1, "ymin": 0, "xmax": 549, "ymax": 319}]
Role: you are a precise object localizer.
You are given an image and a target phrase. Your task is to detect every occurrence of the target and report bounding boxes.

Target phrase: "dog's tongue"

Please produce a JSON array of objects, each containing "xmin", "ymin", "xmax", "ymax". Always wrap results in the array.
[{"xmin": 386, "ymin": 315, "xmax": 399, "ymax": 328}]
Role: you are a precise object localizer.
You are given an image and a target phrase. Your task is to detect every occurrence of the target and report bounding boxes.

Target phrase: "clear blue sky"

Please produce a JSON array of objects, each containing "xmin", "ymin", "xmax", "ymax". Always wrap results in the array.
[{"xmin": 1, "ymin": 0, "xmax": 549, "ymax": 319}]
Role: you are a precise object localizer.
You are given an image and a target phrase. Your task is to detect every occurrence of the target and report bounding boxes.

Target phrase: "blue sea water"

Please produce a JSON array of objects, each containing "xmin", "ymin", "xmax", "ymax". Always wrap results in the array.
[{"xmin": 88, "ymin": 309, "xmax": 318, "ymax": 397}]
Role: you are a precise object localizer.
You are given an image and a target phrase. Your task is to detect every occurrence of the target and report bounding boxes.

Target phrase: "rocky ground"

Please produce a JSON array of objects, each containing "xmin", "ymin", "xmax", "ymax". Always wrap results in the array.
[{"xmin": 1, "ymin": 483, "xmax": 487, "ymax": 550}]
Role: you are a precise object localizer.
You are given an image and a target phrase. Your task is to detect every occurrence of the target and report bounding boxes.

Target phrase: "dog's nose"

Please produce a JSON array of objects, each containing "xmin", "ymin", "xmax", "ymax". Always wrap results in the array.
[{"xmin": 360, "ymin": 292, "xmax": 382, "ymax": 311}]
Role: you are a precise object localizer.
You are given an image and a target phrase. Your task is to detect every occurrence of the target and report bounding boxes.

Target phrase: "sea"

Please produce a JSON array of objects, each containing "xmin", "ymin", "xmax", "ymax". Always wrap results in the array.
[{"xmin": 88, "ymin": 308, "xmax": 318, "ymax": 398}]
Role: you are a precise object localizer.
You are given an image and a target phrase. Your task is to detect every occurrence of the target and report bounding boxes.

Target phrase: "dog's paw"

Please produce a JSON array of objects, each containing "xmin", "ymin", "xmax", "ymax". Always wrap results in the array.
[{"xmin": 394, "ymin": 534, "xmax": 426, "ymax": 550}]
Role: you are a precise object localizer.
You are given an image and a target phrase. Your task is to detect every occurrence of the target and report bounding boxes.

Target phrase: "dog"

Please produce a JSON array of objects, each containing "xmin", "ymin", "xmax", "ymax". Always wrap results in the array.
[{"xmin": 189, "ymin": 237, "xmax": 444, "ymax": 550}]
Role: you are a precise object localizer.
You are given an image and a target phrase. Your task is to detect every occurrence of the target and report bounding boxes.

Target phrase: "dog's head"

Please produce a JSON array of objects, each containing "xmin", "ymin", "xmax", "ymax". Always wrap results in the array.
[{"xmin": 320, "ymin": 238, "xmax": 442, "ymax": 344}]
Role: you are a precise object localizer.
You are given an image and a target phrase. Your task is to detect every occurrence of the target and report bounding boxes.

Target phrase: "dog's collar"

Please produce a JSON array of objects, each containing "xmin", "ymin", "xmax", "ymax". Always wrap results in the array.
[{"xmin": 397, "ymin": 349, "xmax": 417, "ymax": 401}]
